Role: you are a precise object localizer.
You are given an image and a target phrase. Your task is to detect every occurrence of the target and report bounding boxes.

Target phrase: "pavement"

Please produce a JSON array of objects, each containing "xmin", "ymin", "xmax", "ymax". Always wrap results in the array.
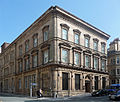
[{"xmin": 0, "ymin": 92, "xmax": 116, "ymax": 102}]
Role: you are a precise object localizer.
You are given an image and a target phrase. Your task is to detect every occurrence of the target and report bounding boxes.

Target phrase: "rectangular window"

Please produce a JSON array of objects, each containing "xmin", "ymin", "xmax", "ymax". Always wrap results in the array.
[
  {"xmin": 19, "ymin": 79, "xmax": 21, "ymax": 89},
  {"xmin": 74, "ymin": 33, "xmax": 79, "ymax": 44},
  {"xmin": 94, "ymin": 57, "xmax": 99, "ymax": 69},
  {"xmin": 44, "ymin": 31, "xmax": 48, "ymax": 41},
  {"xmin": 74, "ymin": 52, "xmax": 80, "ymax": 65},
  {"xmin": 102, "ymin": 77, "xmax": 106, "ymax": 89},
  {"xmin": 117, "ymin": 69, "xmax": 120, "ymax": 75},
  {"xmin": 33, "ymin": 37, "xmax": 38, "ymax": 47},
  {"xmin": 94, "ymin": 76, "xmax": 98, "ymax": 90},
  {"xmin": 93, "ymin": 41, "xmax": 98, "ymax": 51},
  {"xmin": 75, "ymin": 74, "xmax": 80, "ymax": 90},
  {"xmin": 43, "ymin": 50, "xmax": 48, "ymax": 64},
  {"xmin": 101, "ymin": 44, "xmax": 105, "ymax": 53},
  {"xmin": 62, "ymin": 49, "xmax": 68, "ymax": 63},
  {"xmin": 113, "ymin": 58, "xmax": 116, "ymax": 65},
  {"xmin": 85, "ymin": 55, "xmax": 90, "ymax": 68},
  {"xmin": 25, "ymin": 41, "xmax": 29, "ymax": 52},
  {"xmin": 19, "ymin": 45, "xmax": 22, "ymax": 56},
  {"xmin": 117, "ymin": 57, "xmax": 119, "ymax": 64},
  {"xmin": 25, "ymin": 76, "xmax": 28, "ymax": 89},
  {"xmin": 85, "ymin": 38, "xmax": 89, "ymax": 48},
  {"xmin": 18, "ymin": 61, "xmax": 22, "ymax": 73},
  {"xmin": 32, "ymin": 55, "xmax": 38, "ymax": 67},
  {"xmin": 101, "ymin": 60, "xmax": 105, "ymax": 71},
  {"xmin": 25, "ymin": 58, "xmax": 30, "ymax": 71},
  {"xmin": 62, "ymin": 72, "xmax": 68, "ymax": 90},
  {"xmin": 62, "ymin": 28, "xmax": 68, "ymax": 40}
]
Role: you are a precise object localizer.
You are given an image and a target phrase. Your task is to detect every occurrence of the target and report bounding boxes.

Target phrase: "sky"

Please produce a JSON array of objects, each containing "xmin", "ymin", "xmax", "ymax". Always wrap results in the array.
[{"xmin": 0, "ymin": 0, "xmax": 120, "ymax": 49}]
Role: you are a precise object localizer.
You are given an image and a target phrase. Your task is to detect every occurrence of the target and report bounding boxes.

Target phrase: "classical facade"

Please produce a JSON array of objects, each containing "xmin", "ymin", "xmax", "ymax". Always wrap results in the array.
[
  {"xmin": 0, "ymin": 6, "xmax": 110, "ymax": 97},
  {"xmin": 108, "ymin": 38, "xmax": 120, "ymax": 85}
]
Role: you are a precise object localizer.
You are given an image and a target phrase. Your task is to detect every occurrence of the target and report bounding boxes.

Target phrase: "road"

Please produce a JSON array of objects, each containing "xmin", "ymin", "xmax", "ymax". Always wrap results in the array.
[{"xmin": 0, "ymin": 93, "xmax": 117, "ymax": 102}]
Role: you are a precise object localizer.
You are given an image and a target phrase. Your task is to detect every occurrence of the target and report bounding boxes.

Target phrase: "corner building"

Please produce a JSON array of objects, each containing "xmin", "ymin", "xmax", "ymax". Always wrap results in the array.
[{"xmin": 0, "ymin": 6, "xmax": 110, "ymax": 97}]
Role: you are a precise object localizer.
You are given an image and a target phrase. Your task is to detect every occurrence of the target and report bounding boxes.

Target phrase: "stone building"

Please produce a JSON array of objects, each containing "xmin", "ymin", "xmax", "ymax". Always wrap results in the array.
[
  {"xmin": 0, "ymin": 6, "xmax": 110, "ymax": 97},
  {"xmin": 108, "ymin": 38, "xmax": 120, "ymax": 85}
]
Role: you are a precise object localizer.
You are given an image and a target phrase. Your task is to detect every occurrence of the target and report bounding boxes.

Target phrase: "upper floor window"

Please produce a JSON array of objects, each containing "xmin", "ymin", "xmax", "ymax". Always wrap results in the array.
[
  {"xmin": 85, "ymin": 55, "xmax": 91, "ymax": 68},
  {"xmin": 62, "ymin": 49, "xmax": 68, "ymax": 63},
  {"xmin": 101, "ymin": 60, "xmax": 105, "ymax": 71},
  {"xmin": 18, "ymin": 61, "xmax": 22, "ymax": 73},
  {"xmin": 117, "ymin": 57, "xmax": 119, "ymax": 64},
  {"xmin": 85, "ymin": 38, "xmax": 90, "ymax": 48},
  {"xmin": 62, "ymin": 28, "xmax": 68, "ymax": 40},
  {"xmin": 74, "ymin": 33, "xmax": 79, "ymax": 44},
  {"xmin": 25, "ymin": 57, "xmax": 30, "ymax": 71},
  {"xmin": 43, "ymin": 50, "xmax": 48, "ymax": 64},
  {"xmin": 93, "ymin": 41, "xmax": 98, "ymax": 51},
  {"xmin": 19, "ymin": 45, "xmax": 22, "ymax": 56},
  {"xmin": 32, "ymin": 54, "xmax": 38, "ymax": 67},
  {"xmin": 117, "ymin": 69, "xmax": 120, "ymax": 75},
  {"xmin": 74, "ymin": 52, "xmax": 80, "ymax": 65},
  {"xmin": 33, "ymin": 34, "xmax": 38, "ymax": 47},
  {"xmin": 94, "ymin": 57, "xmax": 99, "ymax": 69},
  {"xmin": 101, "ymin": 43, "xmax": 105, "ymax": 54},
  {"xmin": 25, "ymin": 40, "xmax": 29, "ymax": 52},
  {"xmin": 43, "ymin": 25, "xmax": 49, "ymax": 41}
]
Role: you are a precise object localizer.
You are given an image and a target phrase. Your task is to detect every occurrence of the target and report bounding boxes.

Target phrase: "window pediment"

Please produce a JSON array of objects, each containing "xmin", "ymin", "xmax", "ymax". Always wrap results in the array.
[
  {"xmin": 59, "ymin": 42, "xmax": 71, "ymax": 48},
  {"xmin": 83, "ymin": 50, "xmax": 92, "ymax": 54},
  {"xmin": 93, "ymin": 38, "xmax": 99, "ymax": 42},
  {"xmin": 72, "ymin": 46, "xmax": 82, "ymax": 51},
  {"xmin": 60, "ymin": 23, "xmax": 70, "ymax": 29},
  {"xmin": 93, "ymin": 53, "xmax": 100, "ymax": 56},
  {"xmin": 84, "ymin": 34, "xmax": 91, "ymax": 38},
  {"xmin": 31, "ymin": 49, "xmax": 39, "ymax": 54},
  {"xmin": 41, "ymin": 43, "xmax": 50, "ymax": 49},
  {"xmin": 73, "ymin": 29, "xmax": 81, "ymax": 34},
  {"xmin": 100, "ymin": 55, "xmax": 107, "ymax": 59},
  {"xmin": 24, "ymin": 54, "xmax": 30, "ymax": 58},
  {"xmin": 101, "ymin": 42, "xmax": 106, "ymax": 45}
]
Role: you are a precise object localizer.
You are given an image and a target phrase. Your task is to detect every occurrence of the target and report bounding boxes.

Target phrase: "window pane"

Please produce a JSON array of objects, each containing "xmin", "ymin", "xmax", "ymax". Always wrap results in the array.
[
  {"xmin": 85, "ymin": 55, "xmax": 90, "ymax": 67},
  {"xmin": 101, "ymin": 44, "xmax": 105, "ymax": 53},
  {"xmin": 62, "ymin": 49, "xmax": 68, "ymax": 63},
  {"xmin": 44, "ymin": 50, "xmax": 48, "ymax": 64},
  {"xmin": 74, "ymin": 52, "xmax": 80, "ymax": 65},
  {"xmin": 33, "ymin": 55, "xmax": 38, "ymax": 67},
  {"xmin": 75, "ymin": 74, "xmax": 80, "ymax": 90},
  {"xmin": 94, "ymin": 57, "xmax": 98, "ymax": 69},
  {"xmin": 94, "ymin": 42, "xmax": 98, "ymax": 51},
  {"xmin": 44, "ymin": 31, "xmax": 48, "ymax": 41},
  {"xmin": 75, "ymin": 34, "xmax": 79, "ymax": 44},
  {"xmin": 62, "ymin": 29, "xmax": 68, "ymax": 40},
  {"xmin": 102, "ymin": 60, "xmax": 105, "ymax": 71},
  {"xmin": 33, "ymin": 38, "xmax": 38, "ymax": 47},
  {"xmin": 62, "ymin": 73, "xmax": 68, "ymax": 90},
  {"xmin": 85, "ymin": 38, "xmax": 89, "ymax": 47},
  {"xmin": 117, "ymin": 57, "xmax": 119, "ymax": 64}
]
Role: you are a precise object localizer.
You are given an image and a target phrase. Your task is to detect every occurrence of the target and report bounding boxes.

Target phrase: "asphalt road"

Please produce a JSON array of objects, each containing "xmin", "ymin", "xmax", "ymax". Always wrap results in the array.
[{"xmin": 0, "ymin": 94, "xmax": 118, "ymax": 102}]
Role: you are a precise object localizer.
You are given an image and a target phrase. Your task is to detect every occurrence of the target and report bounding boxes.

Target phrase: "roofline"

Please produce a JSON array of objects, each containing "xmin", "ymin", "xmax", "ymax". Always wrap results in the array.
[{"xmin": 54, "ymin": 6, "xmax": 110, "ymax": 39}]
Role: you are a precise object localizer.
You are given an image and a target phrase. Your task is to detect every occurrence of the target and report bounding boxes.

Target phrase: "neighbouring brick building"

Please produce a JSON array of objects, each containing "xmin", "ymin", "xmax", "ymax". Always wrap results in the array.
[
  {"xmin": 108, "ymin": 38, "xmax": 120, "ymax": 85},
  {"xmin": 0, "ymin": 6, "xmax": 110, "ymax": 97}
]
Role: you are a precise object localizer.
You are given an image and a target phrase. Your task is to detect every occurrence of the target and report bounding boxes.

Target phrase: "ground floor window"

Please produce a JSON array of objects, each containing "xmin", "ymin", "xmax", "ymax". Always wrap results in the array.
[
  {"xmin": 94, "ymin": 76, "xmax": 98, "ymax": 90},
  {"xmin": 62, "ymin": 72, "xmax": 68, "ymax": 90},
  {"xmin": 102, "ymin": 77, "xmax": 106, "ymax": 89},
  {"xmin": 75, "ymin": 74, "xmax": 80, "ymax": 90}
]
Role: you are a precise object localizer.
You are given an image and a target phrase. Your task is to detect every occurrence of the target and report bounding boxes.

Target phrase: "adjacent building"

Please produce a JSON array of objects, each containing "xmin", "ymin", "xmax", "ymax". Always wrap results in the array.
[
  {"xmin": 108, "ymin": 38, "xmax": 120, "ymax": 84},
  {"xmin": 0, "ymin": 6, "xmax": 110, "ymax": 97}
]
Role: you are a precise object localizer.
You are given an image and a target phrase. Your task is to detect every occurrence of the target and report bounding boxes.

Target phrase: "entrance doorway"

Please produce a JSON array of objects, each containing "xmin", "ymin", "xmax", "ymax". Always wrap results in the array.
[{"xmin": 85, "ymin": 80, "xmax": 90, "ymax": 92}]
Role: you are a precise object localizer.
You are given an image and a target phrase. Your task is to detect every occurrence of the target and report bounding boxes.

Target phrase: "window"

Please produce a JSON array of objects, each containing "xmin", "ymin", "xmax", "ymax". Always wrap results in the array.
[
  {"xmin": 101, "ymin": 60, "xmax": 105, "ymax": 71},
  {"xmin": 93, "ymin": 41, "xmax": 98, "ymax": 51},
  {"xmin": 19, "ymin": 45, "xmax": 22, "ymax": 56},
  {"xmin": 75, "ymin": 74, "xmax": 80, "ymax": 90},
  {"xmin": 85, "ymin": 38, "xmax": 89, "ymax": 48},
  {"xmin": 62, "ymin": 72, "xmax": 68, "ymax": 90},
  {"xmin": 101, "ymin": 44, "xmax": 105, "ymax": 53},
  {"xmin": 25, "ymin": 40, "xmax": 29, "ymax": 52},
  {"xmin": 94, "ymin": 76, "xmax": 98, "ymax": 90},
  {"xmin": 74, "ymin": 33, "xmax": 79, "ymax": 44},
  {"xmin": 43, "ymin": 50, "xmax": 48, "ymax": 64},
  {"xmin": 18, "ymin": 61, "xmax": 22, "ymax": 73},
  {"xmin": 62, "ymin": 28, "xmax": 68, "ymax": 40},
  {"xmin": 85, "ymin": 55, "xmax": 90, "ymax": 68},
  {"xmin": 44, "ymin": 30, "xmax": 48, "ymax": 41},
  {"xmin": 32, "ymin": 54, "xmax": 38, "ymax": 67},
  {"xmin": 19, "ymin": 79, "xmax": 21, "ymax": 89},
  {"xmin": 117, "ymin": 57, "xmax": 119, "ymax": 64},
  {"xmin": 24, "ymin": 76, "xmax": 28, "ymax": 89},
  {"xmin": 102, "ymin": 77, "xmax": 106, "ymax": 89},
  {"xmin": 62, "ymin": 49, "xmax": 68, "ymax": 63},
  {"xmin": 113, "ymin": 58, "xmax": 116, "ymax": 65},
  {"xmin": 33, "ymin": 36, "xmax": 38, "ymax": 47},
  {"xmin": 25, "ymin": 58, "xmax": 30, "ymax": 71},
  {"xmin": 117, "ymin": 69, "xmax": 120, "ymax": 75},
  {"xmin": 94, "ymin": 57, "xmax": 99, "ymax": 69},
  {"xmin": 74, "ymin": 52, "xmax": 80, "ymax": 65}
]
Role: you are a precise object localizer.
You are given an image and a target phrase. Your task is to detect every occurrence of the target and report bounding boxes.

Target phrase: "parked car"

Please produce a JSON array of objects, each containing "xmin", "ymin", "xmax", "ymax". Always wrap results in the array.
[
  {"xmin": 109, "ymin": 90, "xmax": 120, "ymax": 100},
  {"xmin": 91, "ymin": 89, "xmax": 108, "ymax": 96}
]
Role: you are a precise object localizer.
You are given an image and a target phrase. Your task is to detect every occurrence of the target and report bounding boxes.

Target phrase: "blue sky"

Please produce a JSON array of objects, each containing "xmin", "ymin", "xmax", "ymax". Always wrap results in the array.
[{"xmin": 0, "ymin": 0, "xmax": 120, "ymax": 48}]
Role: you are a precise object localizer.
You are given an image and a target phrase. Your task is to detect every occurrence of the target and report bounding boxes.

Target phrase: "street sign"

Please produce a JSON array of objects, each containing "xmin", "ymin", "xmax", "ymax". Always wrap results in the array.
[{"xmin": 32, "ymin": 83, "xmax": 37, "ymax": 86}]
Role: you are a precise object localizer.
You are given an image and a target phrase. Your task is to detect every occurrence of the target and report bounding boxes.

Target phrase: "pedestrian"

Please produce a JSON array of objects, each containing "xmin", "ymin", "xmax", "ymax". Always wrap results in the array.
[{"xmin": 37, "ymin": 89, "xmax": 43, "ymax": 98}]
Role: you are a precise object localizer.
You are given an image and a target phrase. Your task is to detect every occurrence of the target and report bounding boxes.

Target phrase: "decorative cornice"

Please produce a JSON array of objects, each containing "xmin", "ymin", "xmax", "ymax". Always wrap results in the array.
[
  {"xmin": 41, "ymin": 43, "xmax": 50, "ymax": 49},
  {"xmin": 101, "ymin": 42, "xmax": 106, "ymax": 45},
  {"xmin": 72, "ymin": 46, "xmax": 82, "ymax": 51},
  {"xmin": 93, "ymin": 38, "xmax": 99, "ymax": 42},
  {"xmin": 73, "ymin": 29, "xmax": 81, "ymax": 34},
  {"xmin": 59, "ymin": 42, "xmax": 71, "ymax": 48},
  {"xmin": 31, "ymin": 49, "xmax": 39, "ymax": 54},
  {"xmin": 84, "ymin": 34, "xmax": 91, "ymax": 38},
  {"xmin": 93, "ymin": 53, "xmax": 100, "ymax": 56},
  {"xmin": 60, "ymin": 23, "xmax": 70, "ymax": 29},
  {"xmin": 101, "ymin": 55, "xmax": 107, "ymax": 59},
  {"xmin": 24, "ymin": 54, "xmax": 30, "ymax": 58},
  {"xmin": 83, "ymin": 50, "xmax": 92, "ymax": 54}
]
